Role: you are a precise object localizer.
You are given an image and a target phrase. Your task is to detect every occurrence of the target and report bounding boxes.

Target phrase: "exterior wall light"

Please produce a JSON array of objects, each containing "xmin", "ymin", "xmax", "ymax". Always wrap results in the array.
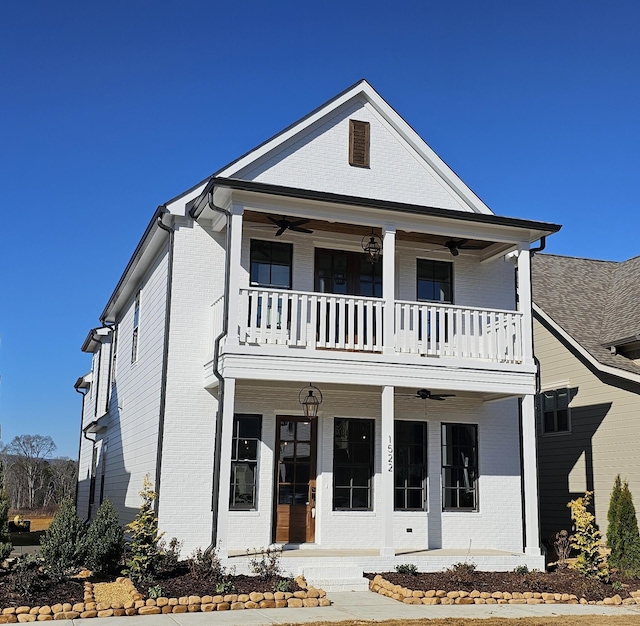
[
  {"xmin": 362, "ymin": 230, "xmax": 382, "ymax": 264},
  {"xmin": 298, "ymin": 383, "xmax": 323, "ymax": 418}
]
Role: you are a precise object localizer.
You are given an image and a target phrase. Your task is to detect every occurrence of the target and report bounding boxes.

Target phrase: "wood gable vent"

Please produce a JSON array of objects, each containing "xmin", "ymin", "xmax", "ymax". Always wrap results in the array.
[{"xmin": 349, "ymin": 119, "xmax": 370, "ymax": 168}]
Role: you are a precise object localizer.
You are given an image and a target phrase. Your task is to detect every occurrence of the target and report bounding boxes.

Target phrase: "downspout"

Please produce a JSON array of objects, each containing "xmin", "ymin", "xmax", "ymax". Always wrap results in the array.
[
  {"xmin": 154, "ymin": 207, "xmax": 175, "ymax": 513},
  {"xmin": 190, "ymin": 189, "xmax": 231, "ymax": 551}
]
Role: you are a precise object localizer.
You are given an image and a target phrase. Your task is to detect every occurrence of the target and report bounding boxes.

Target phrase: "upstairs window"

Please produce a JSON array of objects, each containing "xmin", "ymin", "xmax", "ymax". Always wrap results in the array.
[
  {"xmin": 250, "ymin": 240, "xmax": 293, "ymax": 289},
  {"xmin": 540, "ymin": 388, "xmax": 570, "ymax": 434},
  {"xmin": 131, "ymin": 292, "xmax": 140, "ymax": 363},
  {"xmin": 349, "ymin": 120, "xmax": 370, "ymax": 167},
  {"xmin": 417, "ymin": 259, "xmax": 453, "ymax": 303}
]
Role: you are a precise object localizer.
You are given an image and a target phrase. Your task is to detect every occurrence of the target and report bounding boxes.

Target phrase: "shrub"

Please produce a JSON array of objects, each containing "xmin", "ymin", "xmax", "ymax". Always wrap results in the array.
[
  {"xmin": 248, "ymin": 546, "xmax": 282, "ymax": 579},
  {"xmin": 147, "ymin": 585, "xmax": 164, "ymax": 599},
  {"xmin": 188, "ymin": 546, "xmax": 227, "ymax": 583},
  {"xmin": 607, "ymin": 477, "xmax": 640, "ymax": 575},
  {"xmin": 567, "ymin": 491, "xmax": 608, "ymax": 581},
  {"xmin": 83, "ymin": 499, "xmax": 124, "ymax": 574},
  {"xmin": 513, "ymin": 565, "xmax": 529, "ymax": 575},
  {"xmin": 445, "ymin": 561, "xmax": 476, "ymax": 585},
  {"xmin": 159, "ymin": 537, "xmax": 182, "ymax": 571},
  {"xmin": 10, "ymin": 554, "xmax": 43, "ymax": 596},
  {"xmin": 395, "ymin": 563, "xmax": 418, "ymax": 576},
  {"xmin": 273, "ymin": 578, "xmax": 291, "ymax": 592},
  {"xmin": 0, "ymin": 489, "xmax": 12, "ymax": 562},
  {"xmin": 554, "ymin": 529, "xmax": 570, "ymax": 568},
  {"xmin": 40, "ymin": 497, "xmax": 86, "ymax": 580},
  {"xmin": 123, "ymin": 475, "xmax": 164, "ymax": 586}
]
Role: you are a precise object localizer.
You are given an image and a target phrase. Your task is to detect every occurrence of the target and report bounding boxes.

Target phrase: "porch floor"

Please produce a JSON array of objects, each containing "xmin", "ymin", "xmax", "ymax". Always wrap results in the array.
[{"xmin": 230, "ymin": 546, "xmax": 520, "ymax": 558}]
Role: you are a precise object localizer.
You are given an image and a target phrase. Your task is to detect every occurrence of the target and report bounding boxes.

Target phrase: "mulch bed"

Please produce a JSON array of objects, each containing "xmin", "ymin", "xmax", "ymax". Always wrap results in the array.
[
  {"xmin": 365, "ymin": 568, "xmax": 640, "ymax": 601},
  {"xmin": 0, "ymin": 573, "xmax": 85, "ymax": 608}
]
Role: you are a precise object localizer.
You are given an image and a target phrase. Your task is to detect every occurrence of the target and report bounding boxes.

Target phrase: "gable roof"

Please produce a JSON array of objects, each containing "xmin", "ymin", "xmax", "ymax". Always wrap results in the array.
[
  {"xmin": 215, "ymin": 79, "xmax": 494, "ymax": 215},
  {"xmin": 532, "ymin": 253, "xmax": 640, "ymax": 379}
]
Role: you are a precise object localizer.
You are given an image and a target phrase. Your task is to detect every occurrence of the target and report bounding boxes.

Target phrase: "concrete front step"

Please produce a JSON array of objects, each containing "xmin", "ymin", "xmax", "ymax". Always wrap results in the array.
[{"xmin": 303, "ymin": 565, "xmax": 369, "ymax": 592}]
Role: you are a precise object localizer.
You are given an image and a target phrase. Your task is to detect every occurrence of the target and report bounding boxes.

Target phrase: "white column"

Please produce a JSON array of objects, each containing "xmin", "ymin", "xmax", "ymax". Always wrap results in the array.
[
  {"xmin": 521, "ymin": 394, "xmax": 541, "ymax": 555},
  {"xmin": 216, "ymin": 377, "xmax": 236, "ymax": 558},
  {"xmin": 382, "ymin": 226, "xmax": 396, "ymax": 355},
  {"xmin": 516, "ymin": 243, "xmax": 533, "ymax": 365},
  {"xmin": 225, "ymin": 204, "xmax": 244, "ymax": 346},
  {"xmin": 380, "ymin": 385, "xmax": 395, "ymax": 556}
]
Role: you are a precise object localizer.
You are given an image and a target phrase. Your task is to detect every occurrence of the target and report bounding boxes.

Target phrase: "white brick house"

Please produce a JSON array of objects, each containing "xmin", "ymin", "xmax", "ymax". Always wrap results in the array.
[{"xmin": 75, "ymin": 80, "xmax": 560, "ymax": 577}]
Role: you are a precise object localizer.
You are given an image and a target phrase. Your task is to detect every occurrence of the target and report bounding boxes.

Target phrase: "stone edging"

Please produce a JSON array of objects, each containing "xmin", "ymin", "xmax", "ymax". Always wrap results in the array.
[
  {"xmin": 369, "ymin": 574, "xmax": 640, "ymax": 607},
  {"xmin": 0, "ymin": 576, "xmax": 330, "ymax": 622}
]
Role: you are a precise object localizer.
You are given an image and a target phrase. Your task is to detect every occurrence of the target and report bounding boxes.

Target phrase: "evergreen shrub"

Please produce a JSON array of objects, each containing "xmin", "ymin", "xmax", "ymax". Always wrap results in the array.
[
  {"xmin": 607, "ymin": 475, "xmax": 640, "ymax": 575},
  {"xmin": 0, "ymin": 489, "xmax": 12, "ymax": 562},
  {"xmin": 83, "ymin": 499, "xmax": 124, "ymax": 574}
]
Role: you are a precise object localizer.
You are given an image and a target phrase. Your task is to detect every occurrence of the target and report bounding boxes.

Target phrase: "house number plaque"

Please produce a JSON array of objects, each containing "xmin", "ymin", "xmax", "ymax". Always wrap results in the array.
[{"xmin": 388, "ymin": 435, "xmax": 393, "ymax": 472}]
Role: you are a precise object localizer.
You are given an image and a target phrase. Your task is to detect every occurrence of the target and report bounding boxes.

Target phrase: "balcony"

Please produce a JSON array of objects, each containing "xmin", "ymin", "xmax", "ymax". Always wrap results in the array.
[{"xmin": 211, "ymin": 287, "xmax": 524, "ymax": 364}]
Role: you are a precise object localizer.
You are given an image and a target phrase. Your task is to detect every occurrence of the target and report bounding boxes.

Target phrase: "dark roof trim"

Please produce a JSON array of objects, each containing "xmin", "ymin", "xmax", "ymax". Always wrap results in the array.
[
  {"xmin": 99, "ymin": 205, "xmax": 168, "ymax": 322},
  {"xmin": 192, "ymin": 176, "xmax": 562, "ymax": 234}
]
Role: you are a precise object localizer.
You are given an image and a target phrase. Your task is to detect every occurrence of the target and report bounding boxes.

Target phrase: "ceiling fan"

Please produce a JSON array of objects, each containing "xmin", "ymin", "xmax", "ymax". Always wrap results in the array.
[
  {"xmin": 398, "ymin": 389, "xmax": 456, "ymax": 401},
  {"xmin": 268, "ymin": 216, "xmax": 313, "ymax": 236},
  {"xmin": 444, "ymin": 239, "xmax": 486, "ymax": 257}
]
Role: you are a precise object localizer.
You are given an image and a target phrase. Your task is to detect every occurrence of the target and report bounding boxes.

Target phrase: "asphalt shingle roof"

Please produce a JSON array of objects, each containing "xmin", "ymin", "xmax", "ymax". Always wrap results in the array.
[{"xmin": 531, "ymin": 253, "xmax": 640, "ymax": 376}]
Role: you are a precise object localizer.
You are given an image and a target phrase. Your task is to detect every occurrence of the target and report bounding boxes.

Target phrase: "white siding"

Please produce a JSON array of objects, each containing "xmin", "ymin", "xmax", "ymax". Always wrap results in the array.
[{"xmin": 235, "ymin": 99, "xmax": 472, "ymax": 212}]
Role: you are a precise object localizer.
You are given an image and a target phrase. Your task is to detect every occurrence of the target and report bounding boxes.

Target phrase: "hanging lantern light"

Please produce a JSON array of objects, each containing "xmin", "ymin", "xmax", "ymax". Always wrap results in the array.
[
  {"xmin": 298, "ymin": 383, "xmax": 323, "ymax": 418},
  {"xmin": 362, "ymin": 229, "xmax": 382, "ymax": 264}
]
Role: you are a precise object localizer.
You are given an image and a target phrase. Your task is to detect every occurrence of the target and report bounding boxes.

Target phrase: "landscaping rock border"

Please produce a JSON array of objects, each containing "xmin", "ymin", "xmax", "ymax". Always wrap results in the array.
[
  {"xmin": 0, "ymin": 576, "xmax": 330, "ymax": 622},
  {"xmin": 369, "ymin": 574, "xmax": 640, "ymax": 607}
]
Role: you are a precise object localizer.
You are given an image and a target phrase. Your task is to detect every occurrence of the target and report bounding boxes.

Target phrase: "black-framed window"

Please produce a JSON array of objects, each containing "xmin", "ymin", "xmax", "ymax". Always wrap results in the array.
[
  {"xmin": 230, "ymin": 414, "xmax": 261, "ymax": 510},
  {"xmin": 333, "ymin": 418, "xmax": 374, "ymax": 510},
  {"xmin": 131, "ymin": 292, "xmax": 140, "ymax": 363},
  {"xmin": 417, "ymin": 259, "xmax": 453, "ymax": 303},
  {"xmin": 250, "ymin": 240, "xmax": 293, "ymax": 289},
  {"xmin": 395, "ymin": 421, "xmax": 428, "ymax": 511},
  {"xmin": 442, "ymin": 423, "xmax": 478, "ymax": 510},
  {"xmin": 540, "ymin": 389, "xmax": 570, "ymax": 434}
]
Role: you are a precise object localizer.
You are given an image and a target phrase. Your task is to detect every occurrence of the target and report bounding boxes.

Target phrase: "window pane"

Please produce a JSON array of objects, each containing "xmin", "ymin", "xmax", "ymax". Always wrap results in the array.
[
  {"xmin": 556, "ymin": 409, "xmax": 569, "ymax": 431},
  {"xmin": 406, "ymin": 489, "xmax": 423, "ymax": 509}
]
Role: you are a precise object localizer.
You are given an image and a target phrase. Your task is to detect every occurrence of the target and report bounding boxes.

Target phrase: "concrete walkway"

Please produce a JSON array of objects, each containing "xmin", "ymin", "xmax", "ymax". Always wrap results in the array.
[{"xmin": 47, "ymin": 590, "xmax": 640, "ymax": 625}]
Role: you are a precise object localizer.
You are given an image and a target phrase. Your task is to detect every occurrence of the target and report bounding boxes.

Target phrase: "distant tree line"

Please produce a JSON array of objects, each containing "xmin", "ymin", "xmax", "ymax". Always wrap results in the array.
[{"xmin": 0, "ymin": 434, "xmax": 78, "ymax": 510}]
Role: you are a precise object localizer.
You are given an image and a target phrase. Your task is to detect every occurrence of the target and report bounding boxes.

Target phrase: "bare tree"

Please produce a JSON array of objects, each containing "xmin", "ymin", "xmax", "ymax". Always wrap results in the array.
[
  {"xmin": 7, "ymin": 435, "xmax": 56, "ymax": 509},
  {"xmin": 44, "ymin": 459, "xmax": 78, "ymax": 507}
]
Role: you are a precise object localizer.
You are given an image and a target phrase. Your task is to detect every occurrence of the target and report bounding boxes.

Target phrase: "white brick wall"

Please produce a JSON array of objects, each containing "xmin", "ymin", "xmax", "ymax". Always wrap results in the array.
[{"xmin": 235, "ymin": 99, "xmax": 472, "ymax": 212}]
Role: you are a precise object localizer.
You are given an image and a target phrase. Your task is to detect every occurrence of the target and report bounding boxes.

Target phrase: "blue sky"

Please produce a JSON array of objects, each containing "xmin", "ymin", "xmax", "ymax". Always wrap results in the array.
[{"xmin": 1, "ymin": 1, "xmax": 639, "ymax": 458}]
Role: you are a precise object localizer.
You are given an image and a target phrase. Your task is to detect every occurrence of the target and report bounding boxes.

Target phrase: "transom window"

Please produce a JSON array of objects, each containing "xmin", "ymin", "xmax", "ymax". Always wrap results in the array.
[
  {"xmin": 540, "ymin": 389, "xmax": 570, "ymax": 434},
  {"xmin": 230, "ymin": 414, "xmax": 261, "ymax": 510},
  {"xmin": 417, "ymin": 259, "xmax": 453, "ymax": 303},
  {"xmin": 333, "ymin": 418, "xmax": 374, "ymax": 510},
  {"xmin": 442, "ymin": 423, "xmax": 478, "ymax": 510},
  {"xmin": 395, "ymin": 421, "xmax": 428, "ymax": 511},
  {"xmin": 250, "ymin": 240, "xmax": 292, "ymax": 289}
]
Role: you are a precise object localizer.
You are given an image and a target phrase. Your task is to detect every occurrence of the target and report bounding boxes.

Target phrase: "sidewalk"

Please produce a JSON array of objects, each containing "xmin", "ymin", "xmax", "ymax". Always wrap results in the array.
[{"xmin": 48, "ymin": 590, "xmax": 640, "ymax": 625}]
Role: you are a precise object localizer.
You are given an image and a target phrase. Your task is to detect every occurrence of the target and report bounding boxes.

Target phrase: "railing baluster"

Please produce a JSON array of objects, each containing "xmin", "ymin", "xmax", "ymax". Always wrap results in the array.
[
  {"xmin": 288, "ymin": 293, "xmax": 298, "ymax": 345},
  {"xmin": 309, "ymin": 294, "xmax": 318, "ymax": 350},
  {"xmin": 356, "ymin": 299, "xmax": 364, "ymax": 350},
  {"xmin": 375, "ymin": 300, "xmax": 383, "ymax": 349},
  {"xmin": 337, "ymin": 297, "xmax": 346, "ymax": 349},
  {"xmin": 318, "ymin": 295, "xmax": 327, "ymax": 347}
]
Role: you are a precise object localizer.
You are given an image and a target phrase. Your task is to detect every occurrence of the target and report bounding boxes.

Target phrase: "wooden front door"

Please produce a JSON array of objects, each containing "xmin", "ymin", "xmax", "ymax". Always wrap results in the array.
[{"xmin": 274, "ymin": 417, "xmax": 317, "ymax": 543}]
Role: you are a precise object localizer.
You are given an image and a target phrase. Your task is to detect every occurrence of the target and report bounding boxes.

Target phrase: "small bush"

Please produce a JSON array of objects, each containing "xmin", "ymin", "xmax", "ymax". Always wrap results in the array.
[
  {"xmin": 188, "ymin": 546, "xmax": 227, "ymax": 583},
  {"xmin": 513, "ymin": 565, "xmax": 529, "ymax": 575},
  {"xmin": 446, "ymin": 561, "xmax": 476, "ymax": 585},
  {"xmin": 123, "ymin": 475, "xmax": 164, "ymax": 586},
  {"xmin": 40, "ymin": 497, "xmax": 86, "ymax": 580},
  {"xmin": 215, "ymin": 580, "xmax": 236, "ymax": 594},
  {"xmin": 273, "ymin": 578, "xmax": 291, "ymax": 592},
  {"xmin": 147, "ymin": 585, "xmax": 164, "ymax": 599},
  {"xmin": 83, "ymin": 500, "xmax": 124, "ymax": 574},
  {"xmin": 159, "ymin": 537, "xmax": 182, "ymax": 571},
  {"xmin": 10, "ymin": 555, "xmax": 43, "ymax": 595},
  {"xmin": 554, "ymin": 530, "xmax": 570, "ymax": 568},
  {"xmin": 248, "ymin": 546, "xmax": 282, "ymax": 579},
  {"xmin": 395, "ymin": 563, "xmax": 418, "ymax": 576},
  {"xmin": 0, "ymin": 489, "xmax": 12, "ymax": 562},
  {"xmin": 567, "ymin": 491, "xmax": 608, "ymax": 581}
]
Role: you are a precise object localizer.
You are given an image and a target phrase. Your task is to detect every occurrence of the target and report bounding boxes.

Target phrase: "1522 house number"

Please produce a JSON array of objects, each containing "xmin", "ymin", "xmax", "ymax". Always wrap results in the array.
[{"xmin": 388, "ymin": 435, "xmax": 393, "ymax": 472}]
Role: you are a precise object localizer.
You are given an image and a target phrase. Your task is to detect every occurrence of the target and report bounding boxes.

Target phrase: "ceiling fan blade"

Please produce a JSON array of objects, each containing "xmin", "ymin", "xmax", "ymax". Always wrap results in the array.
[
  {"xmin": 275, "ymin": 225, "xmax": 287, "ymax": 236},
  {"xmin": 289, "ymin": 219, "xmax": 311, "ymax": 227},
  {"xmin": 267, "ymin": 215, "xmax": 283, "ymax": 226},
  {"xmin": 289, "ymin": 226, "xmax": 313, "ymax": 234}
]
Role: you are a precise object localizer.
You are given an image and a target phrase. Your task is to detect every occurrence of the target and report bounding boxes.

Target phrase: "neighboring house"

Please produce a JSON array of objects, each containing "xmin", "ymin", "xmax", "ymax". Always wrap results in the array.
[
  {"xmin": 532, "ymin": 253, "xmax": 640, "ymax": 542},
  {"xmin": 75, "ymin": 80, "xmax": 560, "ymax": 578}
]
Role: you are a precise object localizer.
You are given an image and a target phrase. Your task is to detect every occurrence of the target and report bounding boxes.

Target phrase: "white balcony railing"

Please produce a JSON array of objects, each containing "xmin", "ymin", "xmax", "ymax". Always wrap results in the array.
[{"xmin": 213, "ymin": 287, "xmax": 524, "ymax": 364}]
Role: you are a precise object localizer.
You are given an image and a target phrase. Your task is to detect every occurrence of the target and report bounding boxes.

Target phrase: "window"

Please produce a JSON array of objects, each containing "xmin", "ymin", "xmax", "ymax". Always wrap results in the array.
[
  {"xmin": 442, "ymin": 423, "xmax": 478, "ymax": 510},
  {"xmin": 395, "ymin": 421, "xmax": 428, "ymax": 511},
  {"xmin": 315, "ymin": 248, "xmax": 382, "ymax": 297},
  {"xmin": 230, "ymin": 414, "xmax": 261, "ymax": 509},
  {"xmin": 417, "ymin": 259, "xmax": 453, "ymax": 303},
  {"xmin": 250, "ymin": 240, "xmax": 293, "ymax": 289},
  {"xmin": 333, "ymin": 418, "xmax": 374, "ymax": 510},
  {"xmin": 349, "ymin": 119, "xmax": 370, "ymax": 167},
  {"xmin": 131, "ymin": 292, "xmax": 140, "ymax": 363},
  {"xmin": 540, "ymin": 388, "xmax": 570, "ymax": 433}
]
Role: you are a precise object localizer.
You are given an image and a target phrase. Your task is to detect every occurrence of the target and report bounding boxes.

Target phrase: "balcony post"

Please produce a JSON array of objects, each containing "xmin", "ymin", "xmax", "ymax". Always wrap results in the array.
[
  {"xmin": 215, "ymin": 377, "xmax": 235, "ymax": 558},
  {"xmin": 226, "ymin": 203, "xmax": 244, "ymax": 346},
  {"xmin": 380, "ymin": 385, "xmax": 395, "ymax": 556},
  {"xmin": 382, "ymin": 226, "xmax": 396, "ymax": 355},
  {"xmin": 516, "ymin": 243, "xmax": 533, "ymax": 365}
]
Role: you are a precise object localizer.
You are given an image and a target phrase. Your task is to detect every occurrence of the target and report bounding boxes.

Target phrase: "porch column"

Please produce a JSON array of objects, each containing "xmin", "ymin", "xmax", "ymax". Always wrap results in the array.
[
  {"xmin": 380, "ymin": 385, "xmax": 395, "ymax": 556},
  {"xmin": 215, "ymin": 377, "xmax": 236, "ymax": 558},
  {"xmin": 382, "ymin": 226, "xmax": 396, "ymax": 355},
  {"xmin": 521, "ymin": 394, "xmax": 541, "ymax": 555},
  {"xmin": 225, "ymin": 204, "xmax": 244, "ymax": 346},
  {"xmin": 516, "ymin": 243, "xmax": 533, "ymax": 365}
]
